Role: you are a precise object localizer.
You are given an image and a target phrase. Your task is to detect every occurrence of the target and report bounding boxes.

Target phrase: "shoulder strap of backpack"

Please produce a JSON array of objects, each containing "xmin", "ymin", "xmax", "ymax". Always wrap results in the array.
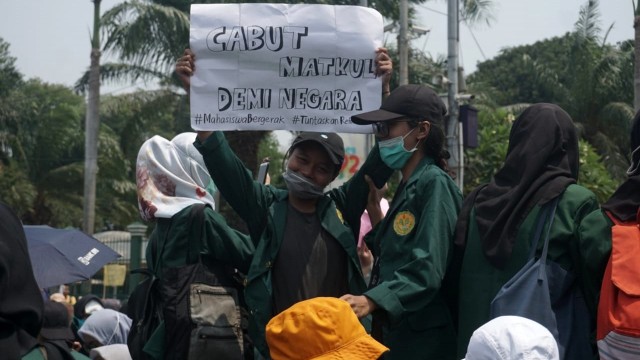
[
  {"xmin": 186, "ymin": 203, "xmax": 208, "ymax": 264},
  {"xmin": 186, "ymin": 203, "xmax": 247, "ymax": 289},
  {"xmin": 150, "ymin": 214, "xmax": 177, "ymax": 274},
  {"xmin": 605, "ymin": 210, "xmax": 623, "ymax": 226},
  {"xmin": 527, "ymin": 196, "xmax": 559, "ymax": 262}
]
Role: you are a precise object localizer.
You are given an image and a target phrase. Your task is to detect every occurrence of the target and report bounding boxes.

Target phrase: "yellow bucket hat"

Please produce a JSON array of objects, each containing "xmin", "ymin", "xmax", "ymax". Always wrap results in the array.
[{"xmin": 266, "ymin": 297, "xmax": 389, "ymax": 360}]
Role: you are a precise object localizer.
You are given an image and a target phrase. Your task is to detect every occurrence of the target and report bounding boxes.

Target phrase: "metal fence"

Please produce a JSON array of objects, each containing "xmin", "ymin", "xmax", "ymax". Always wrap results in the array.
[{"xmin": 93, "ymin": 230, "xmax": 148, "ymax": 267}]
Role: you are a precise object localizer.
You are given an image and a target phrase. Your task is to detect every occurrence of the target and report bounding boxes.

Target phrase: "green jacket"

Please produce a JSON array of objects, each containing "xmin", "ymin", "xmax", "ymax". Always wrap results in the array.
[
  {"xmin": 455, "ymin": 184, "xmax": 611, "ymax": 358},
  {"xmin": 143, "ymin": 205, "xmax": 255, "ymax": 359},
  {"xmin": 195, "ymin": 132, "xmax": 393, "ymax": 359},
  {"xmin": 364, "ymin": 156, "xmax": 462, "ymax": 360},
  {"xmin": 146, "ymin": 205, "xmax": 254, "ymax": 277}
]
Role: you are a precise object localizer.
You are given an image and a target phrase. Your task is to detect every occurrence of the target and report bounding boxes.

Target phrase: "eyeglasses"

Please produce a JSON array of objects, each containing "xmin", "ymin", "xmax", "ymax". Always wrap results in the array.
[{"xmin": 371, "ymin": 119, "xmax": 417, "ymax": 138}]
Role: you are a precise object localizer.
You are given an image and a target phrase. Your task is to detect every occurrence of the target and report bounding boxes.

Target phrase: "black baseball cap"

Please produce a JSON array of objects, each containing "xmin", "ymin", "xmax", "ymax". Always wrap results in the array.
[
  {"xmin": 40, "ymin": 301, "xmax": 74, "ymax": 341},
  {"xmin": 351, "ymin": 84, "xmax": 447, "ymax": 125},
  {"xmin": 289, "ymin": 132, "xmax": 345, "ymax": 171}
]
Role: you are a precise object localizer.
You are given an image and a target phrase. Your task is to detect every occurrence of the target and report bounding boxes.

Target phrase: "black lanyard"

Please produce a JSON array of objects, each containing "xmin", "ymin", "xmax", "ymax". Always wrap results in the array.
[{"xmin": 368, "ymin": 181, "xmax": 406, "ymax": 289}]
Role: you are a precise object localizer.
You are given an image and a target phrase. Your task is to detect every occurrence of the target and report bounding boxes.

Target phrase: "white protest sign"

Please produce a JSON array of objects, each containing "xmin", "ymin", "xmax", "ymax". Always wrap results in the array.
[{"xmin": 190, "ymin": 4, "xmax": 382, "ymax": 133}]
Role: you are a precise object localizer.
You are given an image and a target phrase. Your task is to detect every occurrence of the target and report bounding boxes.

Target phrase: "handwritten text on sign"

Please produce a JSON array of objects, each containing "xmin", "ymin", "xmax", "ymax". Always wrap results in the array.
[{"xmin": 190, "ymin": 4, "xmax": 382, "ymax": 133}]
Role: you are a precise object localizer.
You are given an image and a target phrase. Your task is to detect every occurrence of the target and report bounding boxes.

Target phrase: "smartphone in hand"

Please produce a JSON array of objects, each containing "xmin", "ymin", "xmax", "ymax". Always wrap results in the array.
[{"xmin": 257, "ymin": 160, "xmax": 270, "ymax": 184}]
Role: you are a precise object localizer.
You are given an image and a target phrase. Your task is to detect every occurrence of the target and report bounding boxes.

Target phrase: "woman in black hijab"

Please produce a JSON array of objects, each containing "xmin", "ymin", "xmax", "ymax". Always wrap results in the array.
[
  {"xmin": 602, "ymin": 109, "xmax": 640, "ymax": 221},
  {"xmin": 0, "ymin": 201, "xmax": 43, "ymax": 357},
  {"xmin": 595, "ymin": 109, "xmax": 640, "ymax": 358},
  {"xmin": 453, "ymin": 103, "xmax": 610, "ymax": 359},
  {"xmin": 71, "ymin": 294, "xmax": 104, "ymax": 354}
]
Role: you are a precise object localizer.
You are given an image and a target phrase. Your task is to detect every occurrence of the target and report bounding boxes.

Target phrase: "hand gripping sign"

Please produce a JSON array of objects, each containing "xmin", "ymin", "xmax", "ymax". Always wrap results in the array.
[{"xmin": 190, "ymin": 4, "xmax": 383, "ymax": 133}]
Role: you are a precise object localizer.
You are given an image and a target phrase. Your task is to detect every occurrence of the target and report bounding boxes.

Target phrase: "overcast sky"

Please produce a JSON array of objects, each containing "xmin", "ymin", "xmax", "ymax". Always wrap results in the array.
[{"xmin": 0, "ymin": 0, "xmax": 632, "ymax": 94}]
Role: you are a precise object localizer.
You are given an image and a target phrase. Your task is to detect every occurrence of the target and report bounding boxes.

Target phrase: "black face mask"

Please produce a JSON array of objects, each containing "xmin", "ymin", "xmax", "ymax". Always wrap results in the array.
[{"xmin": 282, "ymin": 169, "xmax": 325, "ymax": 199}]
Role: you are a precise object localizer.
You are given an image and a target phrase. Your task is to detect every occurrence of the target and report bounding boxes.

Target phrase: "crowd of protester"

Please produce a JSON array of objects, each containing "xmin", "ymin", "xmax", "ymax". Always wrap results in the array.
[{"xmin": 3, "ymin": 34, "xmax": 640, "ymax": 360}]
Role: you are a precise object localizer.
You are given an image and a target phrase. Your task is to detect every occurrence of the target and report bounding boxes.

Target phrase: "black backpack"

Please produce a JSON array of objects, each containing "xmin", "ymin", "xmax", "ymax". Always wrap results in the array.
[
  {"xmin": 125, "ymin": 268, "xmax": 162, "ymax": 360},
  {"xmin": 127, "ymin": 204, "xmax": 251, "ymax": 360}
]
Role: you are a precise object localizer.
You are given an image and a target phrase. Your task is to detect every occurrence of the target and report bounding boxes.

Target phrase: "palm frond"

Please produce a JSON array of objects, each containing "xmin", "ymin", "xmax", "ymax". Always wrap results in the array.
[
  {"xmin": 596, "ymin": 102, "xmax": 635, "ymax": 153},
  {"xmin": 460, "ymin": 0, "xmax": 495, "ymax": 27},
  {"xmin": 45, "ymin": 162, "xmax": 84, "ymax": 182},
  {"xmin": 602, "ymin": 22, "xmax": 615, "ymax": 46},
  {"xmin": 101, "ymin": 1, "xmax": 189, "ymax": 74},
  {"xmin": 574, "ymin": 0, "xmax": 601, "ymax": 43},
  {"xmin": 591, "ymin": 47, "xmax": 626, "ymax": 101},
  {"xmin": 589, "ymin": 131, "xmax": 630, "ymax": 181},
  {"xmin": 74, "ymin": 63, "xmax": 173, "ymax": 94}
]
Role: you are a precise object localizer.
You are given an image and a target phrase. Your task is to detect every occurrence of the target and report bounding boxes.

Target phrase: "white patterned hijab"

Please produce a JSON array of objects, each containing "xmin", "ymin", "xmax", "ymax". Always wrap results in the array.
[{"xmin": 136, "ymin": 132, "xmax": 216, "ymax": 221}]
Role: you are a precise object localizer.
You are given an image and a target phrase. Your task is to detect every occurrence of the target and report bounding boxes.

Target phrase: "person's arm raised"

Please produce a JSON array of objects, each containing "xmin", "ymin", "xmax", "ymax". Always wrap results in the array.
[
  {"xmin": 375, "ymin": 47, "xmax": 393, "ymax": 98},
  {"xmin": 175, "ymin": 48, "xmax": 213, "ymax": 142},
  {"xmin": 175, "ymin": 48, "xmax": 195, "ymax": 94}
]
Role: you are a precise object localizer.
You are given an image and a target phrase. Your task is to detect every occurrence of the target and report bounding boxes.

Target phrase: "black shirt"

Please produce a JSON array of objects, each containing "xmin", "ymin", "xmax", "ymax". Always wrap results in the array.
[{"xmin": 271, "ymin": 204, "xmax": 348, "ymax": 315}]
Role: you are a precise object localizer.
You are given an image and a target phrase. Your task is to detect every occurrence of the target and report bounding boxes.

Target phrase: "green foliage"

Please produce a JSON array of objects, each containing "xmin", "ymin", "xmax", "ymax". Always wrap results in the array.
[
  {"xmin": 468, "ymin": 34, "xmax": 577, "ymax": 105},
  {"xmin": 0, "ymin": 79, "xmax": 87, "ymax": 226},
  {"xmin": 101, "ymin": 89, "xmax": 188, "ymax": 164},
  {"xmin": 460, "ymin": 0, "xmax": 495, "ymax": 26},
  {"xmin": 387, "ymin": 47, "xmax": 446, "ymax": 90},
  {"xmin": 468, "ymin": 0, "xmax": 633, "ymax": 183},
  {"xmin": 577, "ymin": 140, "xmax": 617, "ymax": 203},
  {"xmin": 0, "ymin": 52, "xmax": 177, "ymax": 229},
  {"xmin": 101, "ymin": 1, "xmax": 190, "ymax": 75},
  {"xmin": 462, "ymin": 106, "xmax": 512, "ymax": 195},
  {"xmin": 0, "ymin": 162, "xmax": 36, "ymax": 215},
  {"xmin": 0, "ymin": 37, "xmax": 22, "ymax": 98}
]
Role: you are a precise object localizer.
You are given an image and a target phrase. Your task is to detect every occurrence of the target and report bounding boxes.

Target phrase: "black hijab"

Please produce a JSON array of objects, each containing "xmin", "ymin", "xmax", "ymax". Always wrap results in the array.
[
  {"xmin": 455, "ymin": 103, "xmax": 579, "ymax": 269},
  {"xmin": 73, "ymin": 294, "xmax": 104, "ymax": 319},
  {"xmin": 0, "ymin": 201, "xmax": 44, "ymax": 357},
  {"xmin": 602, "ymin": 109, "xmax": 640, "ymax": 222}
]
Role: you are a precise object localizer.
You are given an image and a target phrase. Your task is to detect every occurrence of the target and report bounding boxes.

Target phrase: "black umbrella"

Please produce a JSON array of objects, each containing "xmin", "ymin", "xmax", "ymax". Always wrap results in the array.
[{"xmin": 23, "ymin": 225, "xmax": 121, "ymax": 289}]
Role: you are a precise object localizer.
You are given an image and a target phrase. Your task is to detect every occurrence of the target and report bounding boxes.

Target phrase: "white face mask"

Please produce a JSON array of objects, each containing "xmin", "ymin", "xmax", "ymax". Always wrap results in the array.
[{"xmin": 282, "ymin": 169, "xmax": 325, "ymax": 199}]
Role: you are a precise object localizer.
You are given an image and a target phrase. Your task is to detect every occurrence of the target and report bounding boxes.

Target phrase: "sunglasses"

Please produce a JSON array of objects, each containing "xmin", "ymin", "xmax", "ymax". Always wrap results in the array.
[{"xmin": 371, "ymin": 119, "xmax": 418, "ymax": 138}]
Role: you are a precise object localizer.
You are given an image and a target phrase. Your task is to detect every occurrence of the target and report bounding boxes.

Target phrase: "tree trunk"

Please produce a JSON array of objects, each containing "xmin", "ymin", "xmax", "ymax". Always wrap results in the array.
[{"xmin": 83, "ymin": 0, "xmax": 101, "ymax": 235}]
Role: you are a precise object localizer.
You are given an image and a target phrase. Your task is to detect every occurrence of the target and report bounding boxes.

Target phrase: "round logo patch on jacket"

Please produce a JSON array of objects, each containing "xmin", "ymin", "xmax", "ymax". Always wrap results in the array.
[{"xmin": 393, "ymin": 211, "xmax": 415, "ymax": 236}]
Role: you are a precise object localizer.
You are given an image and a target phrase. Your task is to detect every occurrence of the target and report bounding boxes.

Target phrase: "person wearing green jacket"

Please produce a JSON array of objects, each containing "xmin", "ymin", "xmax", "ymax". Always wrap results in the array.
[
  {"xmin": 176, "ymin": 48, "xmax": 394, "ymax": 359},
  {"xmin": 135, "ymin": 132, "xmax": 255, "ymax": 359},
  {"xmin": 453, "ymin": 103, "xmax": 611, "ymax": 359},
  {"xmin": 340, "ymin": 84, "xmax": 463, "ymax": 360}
]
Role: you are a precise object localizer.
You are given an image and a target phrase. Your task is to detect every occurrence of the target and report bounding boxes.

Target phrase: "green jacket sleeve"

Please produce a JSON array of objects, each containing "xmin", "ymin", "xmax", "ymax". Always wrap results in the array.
[
  {"xmin": 328, "ymin": 143, "xmax": 393, "ymax": 238},
  {"xmin": 202, "ymin": 207, "xmax": 255, "ymax": 274},
  {"xmin": 577, "ymin": 208, "xmax": 612, "ymax": 316},
  {"xmin": 194, "ymin": 132, "xmax": 275, "ymax": 244}
]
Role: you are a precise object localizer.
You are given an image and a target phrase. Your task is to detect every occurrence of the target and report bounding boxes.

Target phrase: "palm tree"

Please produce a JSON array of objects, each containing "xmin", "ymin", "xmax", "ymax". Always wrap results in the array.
[
  {"xmin": 467, "ymin": 0, "xmax": 633, "ymax": 182},
  {"xmin": 561, "ymin": 0, "xmax": 634, "ymax": 181},
  {"xmin": 89, "ymin": 0, "xmax": 495, "ymax": 229},
  {"xmin": 84, "ymin": 0, "xmax": 102, "ymax": 235},
  {"xmin": 2, "ymin": 80, "xmax": 92, "ymax": 226}
]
